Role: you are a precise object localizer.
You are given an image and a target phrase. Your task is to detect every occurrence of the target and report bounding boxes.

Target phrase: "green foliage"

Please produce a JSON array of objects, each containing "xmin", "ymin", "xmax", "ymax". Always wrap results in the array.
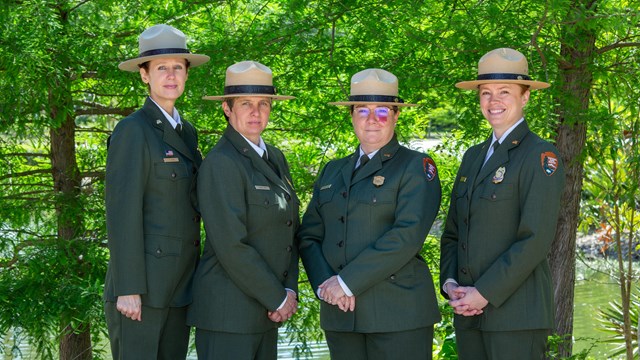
[
  {"xmin": 547, "ymin": 333, "xmax": 597, "ymax": 360},
  {"xmin": 597, "ymin": 291, "xmax": 639, "ymax": 359},
  {"xmin": 1, "ymin": 0, "xmax": 640, "ymax": 358}
]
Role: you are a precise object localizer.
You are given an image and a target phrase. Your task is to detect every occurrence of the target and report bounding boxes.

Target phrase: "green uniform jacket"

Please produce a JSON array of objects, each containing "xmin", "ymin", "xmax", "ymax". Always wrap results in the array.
[
  {"xmin": 187, "ymin": 124, "xmax": 300, "ymax": 334},
  {"xmin": 440, "ymin": 120, "xmax": 565, "ymax": 331},
  {"xmin": 104, "ymin": 97, "xmax": 203, "ymax": 309},
  {"xmin": 298, "ymin": 135, "xmax": 442, "ymax": 333}
]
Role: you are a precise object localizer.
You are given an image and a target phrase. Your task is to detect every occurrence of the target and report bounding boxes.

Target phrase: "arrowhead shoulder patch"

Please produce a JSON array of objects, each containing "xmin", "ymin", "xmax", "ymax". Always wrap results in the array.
[
  {"xmin": 423, "ymin": 157, "xmax": 437, "ymax": 181},
  {"xmin": 540, "ymin": 151, "xmax": 559, "ymax": 176}
]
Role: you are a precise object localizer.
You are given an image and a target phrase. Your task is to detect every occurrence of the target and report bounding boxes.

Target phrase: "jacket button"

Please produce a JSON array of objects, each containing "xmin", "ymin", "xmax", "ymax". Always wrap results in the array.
[
  {"xmin": 337, "ymin": 241, "xmax": 344, "ymax": 247},
  {"xmin": 463, "ymin": 218, "xmax": 468, "ymax": 225},
  {"xmin": 156, "ymin": 249, "xmax": 162, "ymax": 255},
  {"xmin": 390, "ymin": 274, "xmax": 396, "ymax": 280},
  {"xmin": 285, "ymin": 193, "xmax": 291, "ymax": 201},
  {"xmin": 264, "ymin": 200, "xmax": 269, "ymax": 205},
  {"xmin": 286, "ymin": 245, "xmax": 292, "ymax": 252},
  {"xmin": 194, "ymin": 240, "xmax": 200, "ymax": 246},
  {"xmin": 171, "ymin": 172, "xmax": 176, "ymax": 178},
  {"xmin": 283, "ymin": 271, "xmax": 288, "ymax": 277},
  {"xmin": 491, "ymin": 193, "xmax": 497, "ymax": 200},
  {"xmin": 342, "ymin": 191, "xmax": 347, "ymax": 198},
  {"xmin": 461, "ymin": 243, "xmax": 467, "ymax": 250},
  {"xmin": 286, "ymin": 220, "xmax": 293, "ymax": 227},
  {"xmin": 339, "ymin": 216, "xmax": 345, "ymax": 223},
  {"xmin": 338, "ymin": 265, "xmax": 344, "ymax": 270},
  {"xmin": 461, "ymin": 268, "xmax": 468, "ymax": 275}
]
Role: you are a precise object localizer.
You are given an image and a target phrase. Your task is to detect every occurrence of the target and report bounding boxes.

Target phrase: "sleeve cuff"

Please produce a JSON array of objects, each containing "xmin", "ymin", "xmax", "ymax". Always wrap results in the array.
[
  {"xmin": 337, "ymin": 275, "xmax": 353, "ymax": 297},
  {"xmin": 442, "ymin": 278, "xmax": 458, "ymax": 295},
  {"xmin": 276, "ymin": 288, "xmax": 296, "ymax": 310}
]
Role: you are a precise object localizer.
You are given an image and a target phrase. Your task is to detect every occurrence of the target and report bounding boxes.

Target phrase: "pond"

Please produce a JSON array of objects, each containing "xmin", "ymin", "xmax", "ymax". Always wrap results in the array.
[{"xmin": 572, "ymin": 259, "xmax": 638, "ymax": 359}]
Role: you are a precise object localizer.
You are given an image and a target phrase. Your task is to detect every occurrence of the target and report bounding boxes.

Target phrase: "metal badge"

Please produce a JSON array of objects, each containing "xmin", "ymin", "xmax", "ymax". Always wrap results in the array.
[
  {"xmin": 492, "ymin": 166, "xmax": 506, "ymax": 184},
  {"xmin": 373, "ymin": 176, "xmax": 385, "ymax": 187}
]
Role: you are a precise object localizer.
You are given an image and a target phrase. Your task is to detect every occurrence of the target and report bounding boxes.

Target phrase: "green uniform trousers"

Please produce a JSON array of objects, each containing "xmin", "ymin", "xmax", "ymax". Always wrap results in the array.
[
  {"xmin": 325, "ymin": 326, "xmax": 434, "ymax": 360},
  {"xmin": 194, "ymin": 327, "xmax": 278, "ymax": 360},
  {"xmin": 456, "ymin": 328, "xmax": 549, "ymax": 360},
  {"xmin": 104, "ymin": 302, "xmax": 189, "ymax": 360}
]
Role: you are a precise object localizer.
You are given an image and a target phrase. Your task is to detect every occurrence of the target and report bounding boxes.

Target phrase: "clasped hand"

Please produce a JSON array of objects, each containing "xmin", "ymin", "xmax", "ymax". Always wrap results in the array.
[
  {"xmin": 445, "ymin": 283, "xmax": 488, "ymax": 317},
  {"xmin": 117, "ymin": 294, "xmax": 142, "ymax": 321},
  {"xmin": 268, "ymin": 289, "xmax": 298, "ymax": 323},
  {"xmin": 319, "ymin": 276, "xmax": 356, "ymax": 312}
]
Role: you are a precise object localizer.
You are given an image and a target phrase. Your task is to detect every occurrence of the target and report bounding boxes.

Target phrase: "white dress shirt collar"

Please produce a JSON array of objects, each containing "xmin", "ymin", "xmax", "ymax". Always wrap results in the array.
[
  {"xmin": 239, "ymin": 133, "xmax": 267, "ymax": 157},
  {"xmin": 149, "ymin": 97, "xmax": 181, "ymax": 129}
]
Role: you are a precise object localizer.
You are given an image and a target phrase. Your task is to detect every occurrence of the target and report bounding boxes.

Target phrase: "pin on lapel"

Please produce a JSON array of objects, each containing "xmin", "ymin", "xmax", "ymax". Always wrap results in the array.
[
  {"xmin": 460, "ymin": 176, "xmax": 467, "ymax": 183},
  {"xmin": 156, "ymin": 119, "xmax": 162, "ymax": 125},
  {"xmin": 512, "ymin": 140, "xmax": 519, "ymax": 145},
  {"xmin": 492, "ymin": 166, "xmax": 506, "ymax": 184}
]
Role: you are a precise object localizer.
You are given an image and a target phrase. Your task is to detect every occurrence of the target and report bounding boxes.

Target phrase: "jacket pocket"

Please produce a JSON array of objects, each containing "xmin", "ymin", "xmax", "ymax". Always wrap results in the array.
[
  {"xmin": 317, "ymin": 186, "xmax": 335, "ymax": 206},
  {"xmin": 247, "ymin": 185, "xmax": 279, "ymax": 209},
  {"xmin": 154, "ymin": 162, "xmax": 189, "ymax": 181},
  {"xmin": 144, "ymin": 234, "xmax": 182, "ymax": 258},
  {"xmin": 480, "ymin": 183, "xmax": 514, "ymax": 202}
]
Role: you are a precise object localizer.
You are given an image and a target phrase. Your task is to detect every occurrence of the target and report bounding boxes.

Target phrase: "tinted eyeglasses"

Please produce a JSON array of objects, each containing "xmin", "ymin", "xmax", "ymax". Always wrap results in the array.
[{"xmin": 354, "ymin": 107, "xmax": 393, "ymax": 122}]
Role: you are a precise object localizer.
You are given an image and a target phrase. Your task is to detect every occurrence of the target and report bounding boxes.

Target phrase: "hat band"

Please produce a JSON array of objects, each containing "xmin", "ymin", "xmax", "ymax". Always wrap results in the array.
[
  {"xmin": 348, "ymin": 95, "xmax": 404, "ymax": 103},
  {"xmin": 139, "ymin": 48, "xmax": 191, "ymax": 58},
  {"xmin": 476, "ymin": 73, "xmax": 532, "ymax": 81},
  {"xmin": 224, "ymin": 85, "xmax": 276, "ymax": 95}
]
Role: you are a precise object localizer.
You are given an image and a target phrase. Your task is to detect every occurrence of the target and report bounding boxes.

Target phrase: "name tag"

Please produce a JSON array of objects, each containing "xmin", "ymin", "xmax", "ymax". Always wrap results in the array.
[
  {"xmin": 163, "ymin": 157, "xmax": 179, "ymax": 163},
  {"xmin": 320, "ymin": 184, "xmax": 332, "ymax": 190},
  {"xmin": 255, "ymin": 185, "xmax": 271, "ymax": 191}
]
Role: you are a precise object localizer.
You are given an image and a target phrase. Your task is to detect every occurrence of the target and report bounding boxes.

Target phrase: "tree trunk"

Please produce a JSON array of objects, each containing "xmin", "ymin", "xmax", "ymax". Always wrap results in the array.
[
  {"xmin": 549, "ymin": 0, "xmax": 598, "ymax": 357},
  {"xmin": 50, "ymin": 95, "xmax": 92, "ymax": 360},
  {"xmin": 59, "ymin": 324, "xmax": 92, "ymax": 360}
]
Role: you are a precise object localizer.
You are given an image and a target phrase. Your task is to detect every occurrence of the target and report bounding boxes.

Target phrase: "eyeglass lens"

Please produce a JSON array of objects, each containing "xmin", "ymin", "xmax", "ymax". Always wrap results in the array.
[{"xmin": 355, "ymin": 107, "xmax": 390, "ymax": 122}]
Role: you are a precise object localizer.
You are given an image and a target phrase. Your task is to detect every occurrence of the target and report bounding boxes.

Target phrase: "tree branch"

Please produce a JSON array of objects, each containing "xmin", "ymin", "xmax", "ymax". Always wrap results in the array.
[
  {"xmin": 598, "ymin": 42, "xmax": 640, "ymax": 54},
  {"xmin": 0, "ymin": 169, "xmax": 51, "ymax": 181},
  {"xmin": 0, "ymin": 153, "xmax": 50, "ymax": 158},
  {"xmin": 75, "ymin": 101, "xmax": 137, "ymax": 117}
]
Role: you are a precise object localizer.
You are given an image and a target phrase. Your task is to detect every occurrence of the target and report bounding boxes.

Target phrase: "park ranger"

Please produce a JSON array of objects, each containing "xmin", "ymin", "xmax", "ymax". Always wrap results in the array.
[
  {"xmin": 187, "ymin": 61, "xmax": 299, "ymax": 360},
  {"xmin": 440, "ymin": 48, "xmax": 565, "ymax": 360},
  {"xmin": 104, "ymin": 24, "xmax": 209, "ymax": 359},
  {"xmin": 298, "ymin": 68, "xmax": 442, "ymax": 360}
]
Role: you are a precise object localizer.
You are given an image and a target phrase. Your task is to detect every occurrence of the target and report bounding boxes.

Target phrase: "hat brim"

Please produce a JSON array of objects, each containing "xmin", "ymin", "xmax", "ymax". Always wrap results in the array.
[
  {"xmin": 455, "ymin": 79, "xmax": 550, "ymax": 90},
  {"xmin": 118, "ymin": 53, "xmax": 210, "ymax": 72},
  {"xmin": 202, "ymin": 94, "xmax": 295, "ymax": 101},
  {"xmin": 328, "ymin": 101, "xmax": 417, "ymax": 107}
]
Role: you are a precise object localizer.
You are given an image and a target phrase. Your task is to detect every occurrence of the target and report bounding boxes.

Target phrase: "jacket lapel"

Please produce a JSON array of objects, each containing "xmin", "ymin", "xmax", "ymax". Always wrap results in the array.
[
  {"xmin": 467, "ymin": 139, "xmax": 491, "ymax": 192},
  {"xmin": 342, "ymin": 152, "xmax": 358, "ymax": 188},
  {"xmin": 473, "ymin": 121, "xmax": 531, "ymax": 189},
  {"xmin": 350, "ymin": 135, "xmax": 401, "ymax": 186},
  {"xmin": 224, "ymin": 125, "xmax": 291, "ymax": 195},
  {"xmin": 142, "ymin": 98, "xmax": 195, "ymax": 162}
]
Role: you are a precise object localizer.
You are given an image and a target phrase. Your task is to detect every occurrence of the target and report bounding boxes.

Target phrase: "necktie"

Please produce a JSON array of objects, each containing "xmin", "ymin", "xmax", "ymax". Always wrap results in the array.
[
  {"xmin": 353, "ymin": 154, "xmax": 370, "ymax": 176},
  {"xmin": 262, "ymin": 151, "xmax": 280, "ymax": 177},
  {"xmin": 490, "ymin": 140, "xmax": 500, "ymax": 157},
  {"xmin": 175, "ymin": 123, "xmax": 183, "ymax": 136},
  {"xmin": 483, "ymin": 141, "xmax": 500, "ymax": 167}
]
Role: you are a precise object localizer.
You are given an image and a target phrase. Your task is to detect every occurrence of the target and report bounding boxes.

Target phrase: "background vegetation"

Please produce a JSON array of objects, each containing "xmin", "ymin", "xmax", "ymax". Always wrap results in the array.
[{"xmin": 0, "ymin": 0, "xmax": 638, "ymax": 359}]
